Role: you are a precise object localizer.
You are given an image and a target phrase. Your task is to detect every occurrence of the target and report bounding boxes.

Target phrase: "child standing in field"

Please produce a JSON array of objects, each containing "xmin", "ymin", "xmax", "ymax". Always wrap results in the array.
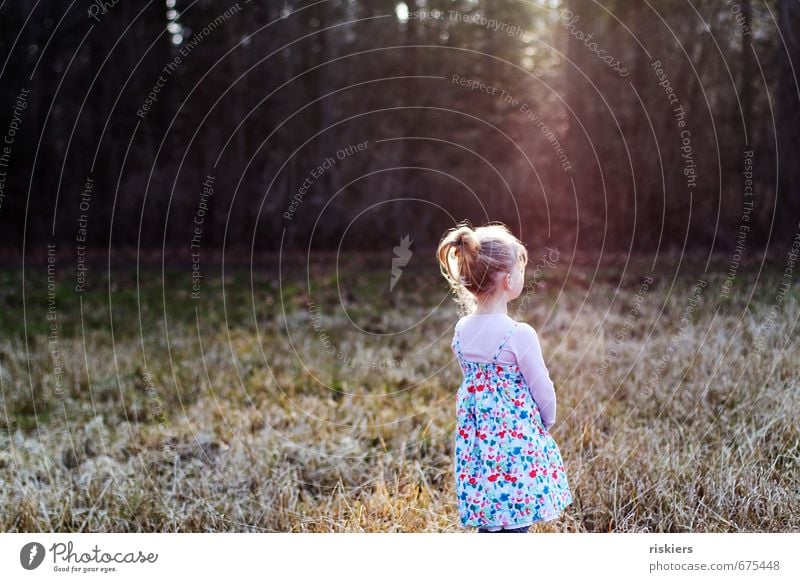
[{"xmin": 437, "ymin": 222, "xmax": 573, "ymax": 533}]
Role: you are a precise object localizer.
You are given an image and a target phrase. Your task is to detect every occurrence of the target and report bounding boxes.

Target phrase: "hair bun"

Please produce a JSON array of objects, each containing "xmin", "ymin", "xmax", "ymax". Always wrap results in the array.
[
  {"xmin": 437, "ymin": 221, "xmax": 524, "ymax": 313},
  {"xmin": 452, "ymin": 226, "xmax": 480, "ymax": 257}
]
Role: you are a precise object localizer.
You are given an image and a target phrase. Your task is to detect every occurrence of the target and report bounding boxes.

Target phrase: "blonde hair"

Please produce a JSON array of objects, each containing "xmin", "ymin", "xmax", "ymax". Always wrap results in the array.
[{"xmin": 436, "ymin": 221, "xmax": 528, "ymax": 312}]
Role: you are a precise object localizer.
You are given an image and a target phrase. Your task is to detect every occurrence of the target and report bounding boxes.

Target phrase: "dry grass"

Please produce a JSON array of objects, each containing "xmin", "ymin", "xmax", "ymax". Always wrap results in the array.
[{"xmin": 0, "ymin": 255, "xmax": 798, "ymax": 532}]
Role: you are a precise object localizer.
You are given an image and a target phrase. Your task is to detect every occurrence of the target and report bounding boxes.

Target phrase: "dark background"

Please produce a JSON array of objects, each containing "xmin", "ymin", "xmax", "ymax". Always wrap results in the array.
[{"xmin": 0, "ymin": 0, "xmax": 798, "ymax": 257}]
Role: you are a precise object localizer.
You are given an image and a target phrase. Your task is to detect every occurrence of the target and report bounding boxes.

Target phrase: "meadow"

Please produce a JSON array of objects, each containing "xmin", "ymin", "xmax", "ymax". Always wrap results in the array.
[{"xmin": 1, "ymin": 253, "xmax": 798, "ymax": 532}]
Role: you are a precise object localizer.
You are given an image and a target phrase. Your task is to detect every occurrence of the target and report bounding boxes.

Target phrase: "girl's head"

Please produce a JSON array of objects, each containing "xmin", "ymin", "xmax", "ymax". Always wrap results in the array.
[{"xmin": 436, "ymin": 221, "xmax": 528, "ymax": 312}]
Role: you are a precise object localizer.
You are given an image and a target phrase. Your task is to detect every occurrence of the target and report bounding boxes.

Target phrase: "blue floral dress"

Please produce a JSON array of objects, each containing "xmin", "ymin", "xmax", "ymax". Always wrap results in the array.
[{"xmin": 453, "ymin": 322, "xmax": 573, "ymax": 529}]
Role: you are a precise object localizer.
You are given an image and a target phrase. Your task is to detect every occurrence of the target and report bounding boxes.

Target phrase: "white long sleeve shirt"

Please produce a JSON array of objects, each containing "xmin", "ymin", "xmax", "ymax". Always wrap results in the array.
[{"xmin": 451, "ymin": 313, "xmax": 558, "ymax": 429}]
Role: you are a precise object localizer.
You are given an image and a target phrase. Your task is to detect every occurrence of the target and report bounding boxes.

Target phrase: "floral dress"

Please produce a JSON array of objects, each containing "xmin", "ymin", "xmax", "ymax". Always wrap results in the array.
[{"xmin": 453, "ymin": 322, "xmax": 573, "ymax": 529}]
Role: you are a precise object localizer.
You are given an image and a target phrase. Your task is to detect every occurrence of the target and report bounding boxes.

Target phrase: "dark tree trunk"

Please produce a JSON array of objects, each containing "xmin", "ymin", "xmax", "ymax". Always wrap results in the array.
[{"xmin": 777, "ymin": 0, "xmax": 800, "ymax": 243}]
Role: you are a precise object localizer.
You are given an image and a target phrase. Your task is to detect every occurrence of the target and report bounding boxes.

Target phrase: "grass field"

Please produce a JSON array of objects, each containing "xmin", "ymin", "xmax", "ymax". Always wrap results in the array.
[{"xmin": 1, "ymin": 253, "xmax": 798, "ymax": 532}]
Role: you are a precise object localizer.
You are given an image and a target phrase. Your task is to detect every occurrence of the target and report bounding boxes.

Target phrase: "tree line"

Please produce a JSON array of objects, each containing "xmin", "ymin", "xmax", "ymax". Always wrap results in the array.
[{"xmin": 0, "ymin": 0, "xmax": 798, "ymax": 257}]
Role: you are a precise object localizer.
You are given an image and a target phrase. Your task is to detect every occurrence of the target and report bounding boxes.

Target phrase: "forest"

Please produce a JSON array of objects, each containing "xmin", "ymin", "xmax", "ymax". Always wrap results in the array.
[{"xmin": 1, "ymin": 0, "xmax": 798, "ymax": 255}]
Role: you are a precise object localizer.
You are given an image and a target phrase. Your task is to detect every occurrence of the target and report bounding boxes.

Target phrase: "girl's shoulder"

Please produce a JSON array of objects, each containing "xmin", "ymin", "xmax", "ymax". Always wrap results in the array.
[
  {"xmin": 507, "ymin": 319, "xmax": 540, "ymax": 342},
  {"xmin": 454, "ymin": 315, "xmax": 466, "ymax": 332},
  {"xmin": 455, "ymin": 314, "xmax": 538, "ymax": 338},
  {"xmin": 457, "ymin": 313, "xmax": 533, "ymax": 327},
  {"xmin": 455, "ymin": 313, "xmax": 502, "ymax": 328},
  {"xmin": 453, "ymin": 315, "xmax": 467, "ymax": 340}
]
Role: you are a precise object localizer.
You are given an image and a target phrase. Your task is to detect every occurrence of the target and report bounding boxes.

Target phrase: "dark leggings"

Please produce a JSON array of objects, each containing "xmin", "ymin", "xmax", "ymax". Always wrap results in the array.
[{"xmin": 477, "ymin": 525, "xmax": 530, "ymax": 533}]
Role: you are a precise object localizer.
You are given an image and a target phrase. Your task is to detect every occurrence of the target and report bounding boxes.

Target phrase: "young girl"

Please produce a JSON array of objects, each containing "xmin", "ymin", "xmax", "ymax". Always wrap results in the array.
[{"xmin": 437, "ymin": 222, "xmax": 573, "ymax": 533}]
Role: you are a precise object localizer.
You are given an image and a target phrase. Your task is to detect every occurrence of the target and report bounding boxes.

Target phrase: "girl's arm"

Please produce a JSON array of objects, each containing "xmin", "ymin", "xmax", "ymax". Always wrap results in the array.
[{"xmin": 512, "ymin": 324, "xmax": 557, "ymax": 429}]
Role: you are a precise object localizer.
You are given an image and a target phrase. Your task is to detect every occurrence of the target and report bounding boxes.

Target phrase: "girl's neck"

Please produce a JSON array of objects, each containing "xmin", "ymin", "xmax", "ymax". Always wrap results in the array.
[{"xmin": 473, "ymin": 294, "xmax": 508, "ymax": 316}]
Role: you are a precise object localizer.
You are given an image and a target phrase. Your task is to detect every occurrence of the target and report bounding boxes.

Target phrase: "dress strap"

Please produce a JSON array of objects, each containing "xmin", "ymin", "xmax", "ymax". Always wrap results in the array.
[
  {"xmin": 491, "ymin": 323, "xmax": 518, "ymax": 363},
  {"xmin": 453, "ymin": 321, "xmax": 465, "ymax": 359}
]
